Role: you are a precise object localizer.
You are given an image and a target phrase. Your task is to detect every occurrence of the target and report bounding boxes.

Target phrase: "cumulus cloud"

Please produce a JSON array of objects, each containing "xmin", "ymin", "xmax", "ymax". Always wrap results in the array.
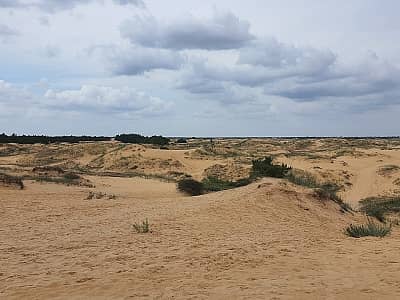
[
  {"xmin": 44, "ymin": 85, "xmax": 171, "ymax": 116},
  {"xmin": 120, "ymin": 12, "xmax": 254, "ymax": 50},
  {"xmin": 178, "ymin": 37, "xmax": 400, "ymax": 109},
  {"xmin": 0, "ymin": 80, "xmax": 171, "ymax": 117}
]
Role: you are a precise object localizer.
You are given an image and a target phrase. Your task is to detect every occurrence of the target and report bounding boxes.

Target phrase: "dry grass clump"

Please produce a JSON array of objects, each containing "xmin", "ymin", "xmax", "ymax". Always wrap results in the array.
[
  {"xmin": 345, "ymin": 219, "xmax": 391, "ymax": 238},
  {"xmin": 360, "ymin": 196, "xmax": 400, "ymax": 222},
  {"xmin": 377, "ymin": 165, "xmax": 400, "ymax": 176},
  {"xmin": 286, "ymin": 169, "xmax": 320, "ymax": 188}
]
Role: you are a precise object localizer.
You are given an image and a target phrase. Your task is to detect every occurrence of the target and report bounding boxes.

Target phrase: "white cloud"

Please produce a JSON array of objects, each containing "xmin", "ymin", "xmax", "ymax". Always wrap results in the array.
[
  {"xmin": 44, "ymin": 85, "xmax": 172, "ymax": 116},
  {"xmin": 0, "ymin": 80, "xmax": 172, "ymax": 118}
]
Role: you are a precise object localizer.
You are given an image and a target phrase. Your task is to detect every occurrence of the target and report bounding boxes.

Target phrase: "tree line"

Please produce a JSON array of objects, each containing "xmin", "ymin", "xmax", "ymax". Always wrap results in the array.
[{"xmin": 0, "ymin": 133, "xmax": 170, "ymax": 145}]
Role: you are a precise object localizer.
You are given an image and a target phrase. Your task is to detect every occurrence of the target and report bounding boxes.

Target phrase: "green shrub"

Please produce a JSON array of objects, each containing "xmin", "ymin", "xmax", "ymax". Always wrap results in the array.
[
  {"xmin": 177, "ymin": 178, "xmax": 204, "ymax": 196},
  {"xmin": 132, "ymin": 219, "xmax": 150, "ymax": 233},
  {"xmin": 202, "ymin": 176, "xmax": 252, "ymax": 192},
  {"xmin": 251, "ymin": 157, "xmax": 291, "ymax": 178},
  {"xmin": 359, "ymin": 197, "xmax": 400, "ymax": 222},
  {"xmin": 345, "ymin": 219, "xmax": 391, "ymax": 238}
]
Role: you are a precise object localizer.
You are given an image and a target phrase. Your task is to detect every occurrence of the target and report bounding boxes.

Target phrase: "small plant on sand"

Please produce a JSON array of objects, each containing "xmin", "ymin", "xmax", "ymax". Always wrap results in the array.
[
  {"xmin": 132, "ymin": 219, "xmax": 150, "ymax": 233},
  {"xmin": 177, "ymin": 178, "xmax": 204, "ymax": 196},
  {"xmin": 250, "ymin": 157, "xmax": 291, "ymax": 179},
  {"xmin": 345, "ymin": 219, "xmax": 391, "ymax": 238},
  {"xmin": 86, "ymin": 191, "xmax": 116, "ymax": 200}
]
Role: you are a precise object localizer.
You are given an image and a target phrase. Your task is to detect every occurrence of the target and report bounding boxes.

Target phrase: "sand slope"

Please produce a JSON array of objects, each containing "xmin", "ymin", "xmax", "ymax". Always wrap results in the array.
[{"xmin": 2, "ymin": 178, "xmax": 400, "ymax": 299}]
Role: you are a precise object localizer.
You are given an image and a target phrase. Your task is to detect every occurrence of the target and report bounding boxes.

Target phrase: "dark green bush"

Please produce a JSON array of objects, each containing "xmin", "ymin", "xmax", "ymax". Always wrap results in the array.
[
  {"xmin": 251, "ymin": 157, "xmax": 291, "ymax": 178},
  {"xmin": 202, "ymin": 176, "xmax": 252, "ymax": 192},
  {"xmin": 115, "ymin": 134, "xmax": 170, "ymax": 146},
  {"xmin": 176, "ymin": 138, "xmax": 187, "ymax": 143},
  {"xmin": 177, "ymin": 178, "xmax": 204, "ymax": 196}
]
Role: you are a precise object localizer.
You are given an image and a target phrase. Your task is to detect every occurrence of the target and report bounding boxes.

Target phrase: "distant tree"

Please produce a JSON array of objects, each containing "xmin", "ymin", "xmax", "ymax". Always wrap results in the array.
[{"xmin": 115, "ymin": 134, "xmax": 170, "ymax": 146}]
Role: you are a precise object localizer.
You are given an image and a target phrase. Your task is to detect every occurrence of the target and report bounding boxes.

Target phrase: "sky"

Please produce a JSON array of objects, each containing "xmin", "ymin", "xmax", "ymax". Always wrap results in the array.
[{"xmin": 0, "ymin": 0, "xmax": 400, "ymax": 136}]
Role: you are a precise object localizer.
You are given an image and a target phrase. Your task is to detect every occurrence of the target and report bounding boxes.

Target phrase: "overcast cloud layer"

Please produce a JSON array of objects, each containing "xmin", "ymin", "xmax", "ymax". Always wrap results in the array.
[{"xmin": 1, "ymin": 0, "xmax": 400, "ymax": 136}]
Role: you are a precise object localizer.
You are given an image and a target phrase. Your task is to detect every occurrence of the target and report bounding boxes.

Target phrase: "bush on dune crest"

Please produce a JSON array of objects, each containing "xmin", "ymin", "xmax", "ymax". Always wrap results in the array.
[
  {"xmin": 177, "ymin": 178, "xmax": 204, "ymax": 196},
  {"xmin": 201, "ymin": 176, "xmax": 252, "ymax": 192},
  {"xmin": 250, "ymin": 157, "xmax": 292, "ymax": 179},
  {"xmin": 0, "ymin": 172, "xmax": 24, "ymax": 189}
]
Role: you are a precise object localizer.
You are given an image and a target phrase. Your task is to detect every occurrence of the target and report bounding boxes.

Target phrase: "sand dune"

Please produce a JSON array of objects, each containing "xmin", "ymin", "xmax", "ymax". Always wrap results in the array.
[{"xmin": 1, "ymin": 139, "xmax": 400, "ymax": 298}]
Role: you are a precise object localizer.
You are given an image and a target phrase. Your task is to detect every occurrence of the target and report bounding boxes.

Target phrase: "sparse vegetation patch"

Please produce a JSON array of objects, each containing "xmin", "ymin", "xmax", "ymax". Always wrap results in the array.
[
  {"xmin": 286, "ymin": 169, "xmax": 320, "ymax": 188},
  {"xmin": 360, "ymin": 196, "xmax": 400, "ymax": 222}
]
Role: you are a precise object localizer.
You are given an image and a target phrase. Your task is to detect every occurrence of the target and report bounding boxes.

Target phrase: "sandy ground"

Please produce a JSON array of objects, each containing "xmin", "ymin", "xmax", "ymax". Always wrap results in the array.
[{"xmin": 2, "ymin": 139, "xmax": 400, "ymax": 299}]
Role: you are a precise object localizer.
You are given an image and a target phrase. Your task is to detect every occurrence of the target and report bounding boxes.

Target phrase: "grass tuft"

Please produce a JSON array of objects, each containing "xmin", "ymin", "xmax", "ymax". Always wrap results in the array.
[
  {"xmin": 132, "ymin": 219, "xmax": 150, "ymax": 233},
  {"xmin": 345, "ymin": 219, "xmax": 391, "ymax": 238}
]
